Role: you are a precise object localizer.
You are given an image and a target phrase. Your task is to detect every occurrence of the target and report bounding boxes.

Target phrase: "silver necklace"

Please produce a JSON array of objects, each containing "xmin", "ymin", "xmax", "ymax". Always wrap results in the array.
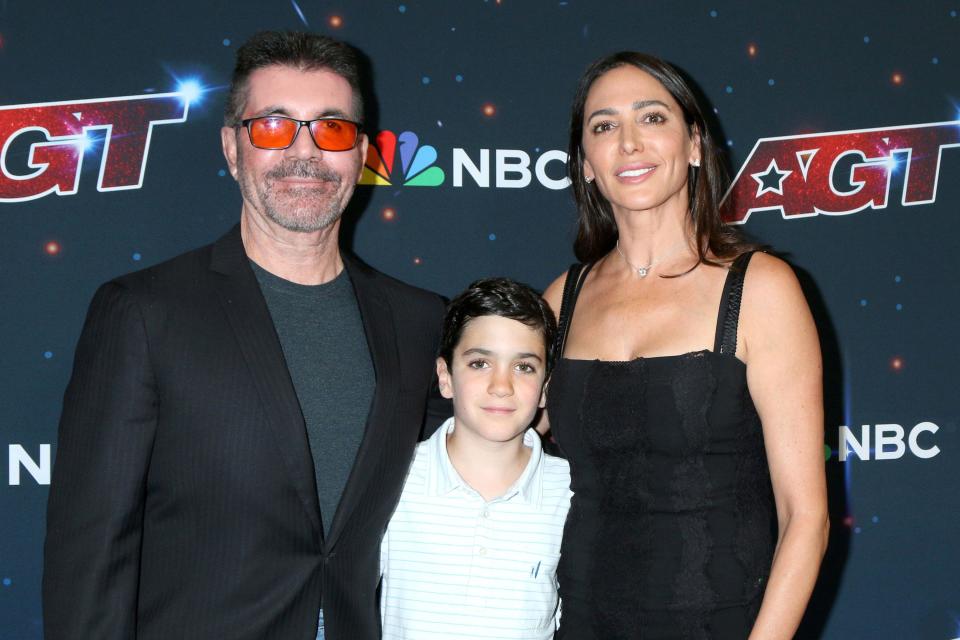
[{"xmin": 615, "ymin": 239, "xmax": 690, "ymax": 278}]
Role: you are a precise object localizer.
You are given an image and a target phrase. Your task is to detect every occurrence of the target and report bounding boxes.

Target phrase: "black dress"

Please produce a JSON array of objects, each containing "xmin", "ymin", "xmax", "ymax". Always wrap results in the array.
[{"xmin": 548, "ymin": 253, "xmax": 775, "ymax": 640}]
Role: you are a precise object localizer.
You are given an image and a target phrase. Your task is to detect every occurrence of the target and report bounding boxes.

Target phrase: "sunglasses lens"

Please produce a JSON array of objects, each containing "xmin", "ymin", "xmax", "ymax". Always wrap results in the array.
[
  {"xmin": 248, "ymin": 117, "xmax": 298, "ymax": 149},
  {"xmin": 310, "ymin": 119, "xmax": 358, "ymax": 151}
]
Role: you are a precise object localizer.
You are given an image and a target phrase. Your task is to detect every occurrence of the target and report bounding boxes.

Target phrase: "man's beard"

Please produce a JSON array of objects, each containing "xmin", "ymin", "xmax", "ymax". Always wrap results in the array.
[{"xmin": 238, "ymin": 155, "xmax": 347, "ymax": 233}]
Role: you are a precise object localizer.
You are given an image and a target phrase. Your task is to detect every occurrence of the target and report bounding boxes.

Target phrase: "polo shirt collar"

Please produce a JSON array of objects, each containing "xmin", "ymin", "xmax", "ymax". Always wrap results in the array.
[{"xmin": 426, "ymin": 417, "xmax": 545, "ymax": 507}]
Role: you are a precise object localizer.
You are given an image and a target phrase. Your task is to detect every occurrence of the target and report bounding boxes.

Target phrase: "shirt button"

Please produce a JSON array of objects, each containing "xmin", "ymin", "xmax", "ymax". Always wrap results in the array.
[
  {"xmin": 481, "ymin": 508, "xmax": 490, "ymax": 518},
  {"xmin": 478, "ymin": 547, "xmax": 487, "ymax": 556}
]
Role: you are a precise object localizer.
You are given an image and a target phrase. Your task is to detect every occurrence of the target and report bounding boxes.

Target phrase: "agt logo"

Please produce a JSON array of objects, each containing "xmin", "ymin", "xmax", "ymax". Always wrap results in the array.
[
  {"xmin": 0, "ymin": 91, "xmax": 191, "ymax": 202},
  {"xmin": 359, "ymin": 129, "xmax": 570, "ymax": 190},
  {"xmin": 722, "ymin": 120, "xmax": 960, "ymax": 223}
]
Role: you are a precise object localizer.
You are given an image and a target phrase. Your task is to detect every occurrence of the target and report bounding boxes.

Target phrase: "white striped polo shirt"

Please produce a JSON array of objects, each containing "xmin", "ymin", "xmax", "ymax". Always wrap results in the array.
[{"xmin": 380, "ymin": 417, "xmax": 572, "ymax": 639}]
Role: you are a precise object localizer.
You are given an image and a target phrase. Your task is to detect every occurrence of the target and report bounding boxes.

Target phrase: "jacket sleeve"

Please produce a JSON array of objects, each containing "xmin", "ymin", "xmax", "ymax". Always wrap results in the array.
[
  {"xmin": 421, "ymin": 294, "xmax": 451, "ymax": 439},
  {"xmin": 43, "ymin": 281, "xmax": 159, "ymax": 639}
]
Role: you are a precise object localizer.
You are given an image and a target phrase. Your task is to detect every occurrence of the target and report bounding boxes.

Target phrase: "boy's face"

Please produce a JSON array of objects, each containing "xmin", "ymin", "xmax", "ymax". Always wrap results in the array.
[{"xmin": 437, "ymin": 315, "xmax": 547, "ymax": 446}]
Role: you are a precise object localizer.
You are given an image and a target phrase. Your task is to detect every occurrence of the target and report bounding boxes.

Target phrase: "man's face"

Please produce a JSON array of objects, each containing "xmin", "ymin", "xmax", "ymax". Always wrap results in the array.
[{"xmin": 221, "ymin": 64, "xmax": 368, "ymax": 233}]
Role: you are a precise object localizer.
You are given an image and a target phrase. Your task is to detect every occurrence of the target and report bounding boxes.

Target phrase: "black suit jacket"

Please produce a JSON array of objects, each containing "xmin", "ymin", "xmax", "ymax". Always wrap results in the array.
[{"xmin": 43, "ymin": 225, "xmax": 447, "ymax": 640}]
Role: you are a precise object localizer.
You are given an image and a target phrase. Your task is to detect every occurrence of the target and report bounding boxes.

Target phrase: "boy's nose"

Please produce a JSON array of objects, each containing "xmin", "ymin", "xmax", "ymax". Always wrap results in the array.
[{"xmin": 488, "ymin": 370, "xmax": 513, "ymax": 397}]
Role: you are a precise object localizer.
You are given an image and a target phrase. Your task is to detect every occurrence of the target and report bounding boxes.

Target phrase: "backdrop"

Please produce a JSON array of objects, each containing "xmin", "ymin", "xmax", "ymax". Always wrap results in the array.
[{"xmin": 1, "ymin": 1, "xmax": 958, "ymax": 638}]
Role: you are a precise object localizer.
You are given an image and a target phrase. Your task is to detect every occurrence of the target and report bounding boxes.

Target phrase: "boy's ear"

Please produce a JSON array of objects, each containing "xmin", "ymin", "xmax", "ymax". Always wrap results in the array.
[{"xmin": 436, "ymin": 357, "xmax": 454, "ymax": 400}]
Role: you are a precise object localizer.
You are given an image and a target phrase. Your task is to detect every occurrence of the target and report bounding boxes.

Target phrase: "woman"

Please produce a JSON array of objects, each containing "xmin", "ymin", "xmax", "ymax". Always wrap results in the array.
[{"xmin": 543, "ymin": 52, "xmax": 828, "ymax": 639}]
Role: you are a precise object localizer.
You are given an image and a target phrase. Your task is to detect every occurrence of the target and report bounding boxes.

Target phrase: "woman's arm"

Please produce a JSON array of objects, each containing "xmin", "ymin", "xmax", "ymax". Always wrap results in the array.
[{"xmin": 739, "ymin": 253, "xmax": 829, "ymax": 640}]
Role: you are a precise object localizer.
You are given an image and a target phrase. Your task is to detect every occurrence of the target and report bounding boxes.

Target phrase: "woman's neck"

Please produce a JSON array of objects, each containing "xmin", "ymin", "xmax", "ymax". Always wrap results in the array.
[{"xmin": 611, "ymin": 201, "xmax": 695, "ymax": 269}]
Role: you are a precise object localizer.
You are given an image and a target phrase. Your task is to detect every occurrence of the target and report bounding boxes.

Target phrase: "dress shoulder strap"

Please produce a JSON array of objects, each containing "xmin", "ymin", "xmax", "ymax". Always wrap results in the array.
[
  {"xmin": 713, "ymin": 251, "xmax": 756, "ymax": 356},
  {"xmin": 553, "ymin": 262, "xmax": 594, "ymax": 360}
]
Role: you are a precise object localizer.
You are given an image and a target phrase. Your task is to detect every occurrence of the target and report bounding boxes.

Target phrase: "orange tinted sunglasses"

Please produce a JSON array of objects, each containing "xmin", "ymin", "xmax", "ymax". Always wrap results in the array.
[{"xmin": 240, "ymin": 115, "xmax": 362, "ymax": 151}]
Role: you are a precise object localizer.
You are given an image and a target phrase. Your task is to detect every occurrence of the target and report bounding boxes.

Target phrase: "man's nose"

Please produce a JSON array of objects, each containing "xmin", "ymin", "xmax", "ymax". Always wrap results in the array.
[{"xmin": 286, "ymin": 123, "xmax": 323, "ymax": 160}]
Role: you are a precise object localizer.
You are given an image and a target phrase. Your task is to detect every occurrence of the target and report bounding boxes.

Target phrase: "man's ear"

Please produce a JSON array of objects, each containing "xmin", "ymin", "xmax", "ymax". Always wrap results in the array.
[
  {"xmin": 436, "ymin": 357, "xmax": 454, "ymax": 399},
  {"xmin": 221, "ymin": 126, "xmax": 240, "ymax": 180}
]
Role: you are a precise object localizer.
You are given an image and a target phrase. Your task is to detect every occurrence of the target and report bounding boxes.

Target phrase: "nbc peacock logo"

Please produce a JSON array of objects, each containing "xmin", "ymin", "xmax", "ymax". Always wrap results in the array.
[{"xmin": 359, "ymin": 130, "xmax": 445, "ymax": 187}]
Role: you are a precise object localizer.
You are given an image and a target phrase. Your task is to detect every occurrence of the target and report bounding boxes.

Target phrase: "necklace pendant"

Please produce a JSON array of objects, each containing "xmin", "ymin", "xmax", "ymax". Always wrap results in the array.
[{"xmin": 637, "ymin": 267, "xmax": 649, "ymax": 277}]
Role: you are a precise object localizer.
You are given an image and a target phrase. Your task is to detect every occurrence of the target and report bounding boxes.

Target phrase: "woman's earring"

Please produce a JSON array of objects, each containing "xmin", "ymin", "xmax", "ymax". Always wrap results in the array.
[
  {"xmin": 585, "ymin": 175, "xmax": 594, "ymax": 183},
  {"xmin": 691, "ymin": 160, "xmax": 701, "ymax": 168}
]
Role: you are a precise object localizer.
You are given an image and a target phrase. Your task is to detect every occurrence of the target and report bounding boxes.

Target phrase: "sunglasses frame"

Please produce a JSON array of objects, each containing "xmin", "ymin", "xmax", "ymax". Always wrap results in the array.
[{"xmin": 239, "ymin": 115, "xmax": 363, "ymax": 151}]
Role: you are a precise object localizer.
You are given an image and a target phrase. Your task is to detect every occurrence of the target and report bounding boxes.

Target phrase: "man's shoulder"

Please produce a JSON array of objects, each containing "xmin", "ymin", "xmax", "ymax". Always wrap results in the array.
[
  {"xmin": 109, "ymin": 231, "xmax": 225, "ymax": 294},
  {"xmin": 118, "ymin": 245, "xmax": 213, "ymax": 286},
  {"xmin": 343, "ymin": 253, "xmax": 444, "ymax": 309},
  {"xmin": 87, "ymin": 230, "xmax": 235, "ymax": 319}
]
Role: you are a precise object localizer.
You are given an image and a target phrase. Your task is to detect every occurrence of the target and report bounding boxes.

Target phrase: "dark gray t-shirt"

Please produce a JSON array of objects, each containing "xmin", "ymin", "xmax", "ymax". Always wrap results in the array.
[{"xmin": 252, "ymin": 261, "xmax": 375, "ymax": 537}]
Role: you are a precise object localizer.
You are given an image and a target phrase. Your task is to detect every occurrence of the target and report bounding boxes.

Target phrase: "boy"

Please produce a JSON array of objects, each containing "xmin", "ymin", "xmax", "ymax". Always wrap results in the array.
[{"xmin": 380, "ymin": 278, "xmax": 572, "ymax": 639}]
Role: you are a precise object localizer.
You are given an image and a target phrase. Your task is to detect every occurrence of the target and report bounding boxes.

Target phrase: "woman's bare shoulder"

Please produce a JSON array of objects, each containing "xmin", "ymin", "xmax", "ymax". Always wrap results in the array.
[
  {"xmin": 739, "ymin": 251, "xmax": 817, "ymax": 357},
  {"xmin": 741, "ymin": 251, "xmax": 805, "ymax": 305},
  {"xmin": 543, "ymin": 270, "xmax": 571, "ymax": 315}
]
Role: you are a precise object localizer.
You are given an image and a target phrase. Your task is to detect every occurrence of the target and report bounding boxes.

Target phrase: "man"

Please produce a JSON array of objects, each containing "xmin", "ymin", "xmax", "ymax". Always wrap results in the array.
[{"xmin": 43, "ymin": 31, "xmax": 446, "ymax": 640}]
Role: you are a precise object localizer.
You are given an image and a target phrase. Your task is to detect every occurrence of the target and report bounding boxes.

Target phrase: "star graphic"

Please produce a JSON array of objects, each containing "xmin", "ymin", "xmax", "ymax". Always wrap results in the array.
[{"xmin": 752, "ymin": 160, "xmax": 792, "ymax": 197}]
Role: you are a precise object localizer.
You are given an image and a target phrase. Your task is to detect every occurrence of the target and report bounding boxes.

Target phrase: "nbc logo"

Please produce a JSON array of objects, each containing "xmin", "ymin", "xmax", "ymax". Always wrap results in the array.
[
  {"xmin": 358, "ymin": 128, "xmax": 571, "ymax": 190},
  {"xmin": 360, "ymin": 130, "xmax": 445, "ymax": 187}
]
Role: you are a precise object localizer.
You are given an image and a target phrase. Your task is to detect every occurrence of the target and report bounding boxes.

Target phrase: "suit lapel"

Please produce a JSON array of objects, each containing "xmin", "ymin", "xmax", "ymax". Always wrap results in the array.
[
  {"xmin": 210, "ymin": 225, "xmax": 323, "ymax": 539},
  {"xmin": 325, "ymin": 253, "xmax": 401, "ymax": 550}
]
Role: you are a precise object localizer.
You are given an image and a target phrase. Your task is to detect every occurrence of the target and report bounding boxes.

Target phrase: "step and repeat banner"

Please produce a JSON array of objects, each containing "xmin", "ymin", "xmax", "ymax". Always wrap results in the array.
[{"xmin": 1, "ymin": 1, "xmax": 957, "ymax": 638}]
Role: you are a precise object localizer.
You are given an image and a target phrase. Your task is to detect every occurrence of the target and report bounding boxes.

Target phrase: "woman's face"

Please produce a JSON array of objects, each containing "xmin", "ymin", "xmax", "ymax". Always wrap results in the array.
[{"xmin": 580, "ymin": 64, "xmax": 700, "ymax": 219}]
